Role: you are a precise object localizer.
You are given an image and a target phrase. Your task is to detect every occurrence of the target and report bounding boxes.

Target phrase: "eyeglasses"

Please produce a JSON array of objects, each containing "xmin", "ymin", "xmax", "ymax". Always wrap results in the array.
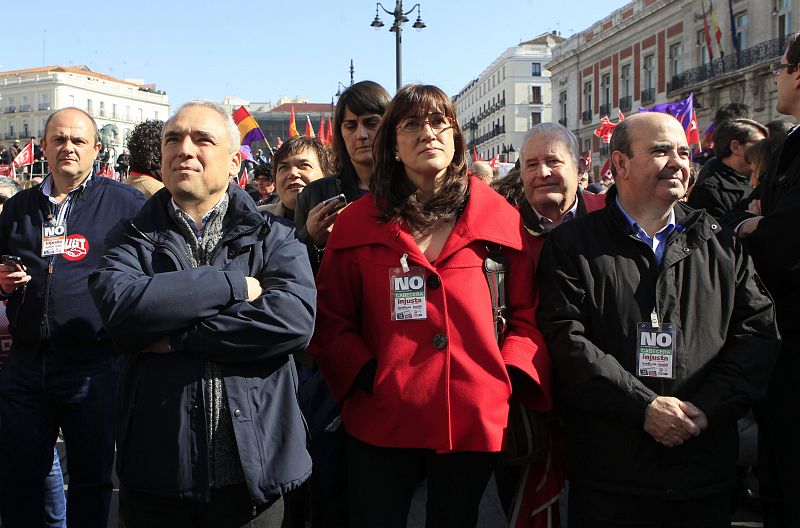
[
  {"xmin": 397, "ymin": 114, "xmax": 453, "ymax": 135},
  {"xmin": 771, "ymin": 62, "xmax": 799, "ymax": 76}
]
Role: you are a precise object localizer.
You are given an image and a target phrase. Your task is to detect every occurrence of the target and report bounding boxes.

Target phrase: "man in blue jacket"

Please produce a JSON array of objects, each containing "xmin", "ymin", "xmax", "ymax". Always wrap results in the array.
[
  {"xmin": 89, "ymin": 101, "xmax": 315, "ymax": 527},
  {"xmin": 0, "ymin": 107, "xmax": 146, "ymax": 527}
]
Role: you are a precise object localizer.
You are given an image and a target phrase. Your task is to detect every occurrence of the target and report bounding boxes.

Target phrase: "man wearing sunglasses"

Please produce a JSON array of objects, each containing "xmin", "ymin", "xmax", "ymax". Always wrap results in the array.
[{"xmin": 735, "ymin": 35, "xmax": 800, "ymax": 527}]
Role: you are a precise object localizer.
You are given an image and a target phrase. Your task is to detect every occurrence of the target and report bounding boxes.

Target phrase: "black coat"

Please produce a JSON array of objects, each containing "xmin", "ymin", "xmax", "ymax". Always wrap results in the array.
[
  {"xmin": 537, "ymin": 189, "xmax": 779, "ymax": 498},
  {"xmin": 89, "ymin": 184, "xmax": 316, "ymax": 505},
  {"xmin": 687, "ymin": 157, "xmax": 751, "ymax": 221},
  {"xmin": 741, "ymin": 126, "xmax": 800, "ymax": 345}
]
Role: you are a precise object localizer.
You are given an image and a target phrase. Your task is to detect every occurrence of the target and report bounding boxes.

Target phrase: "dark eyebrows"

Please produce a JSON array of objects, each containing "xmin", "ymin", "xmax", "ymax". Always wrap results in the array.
[{"xmin": 650, "ymin": 143, "xmax": 672, "ymax": 151}]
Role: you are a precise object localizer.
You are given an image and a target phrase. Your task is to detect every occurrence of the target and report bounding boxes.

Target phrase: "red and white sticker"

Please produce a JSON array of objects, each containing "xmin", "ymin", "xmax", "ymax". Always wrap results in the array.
[{"xmin": 62, "ymin": 234, "xmax": 90, "ymax": 261}]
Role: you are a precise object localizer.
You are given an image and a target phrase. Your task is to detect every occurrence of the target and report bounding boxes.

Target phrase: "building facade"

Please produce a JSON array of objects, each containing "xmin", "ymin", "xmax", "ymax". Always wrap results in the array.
[
  {"xmin": 453, "ymin": 32, "xmax": 564, "ymax": 164},
  {"xmin": 547, "ymin": 0, "xmax": 796, "ymax": 179},
  {"xmin": 0, "ymin": 65, "xmax": 169, "ymax": 157}
]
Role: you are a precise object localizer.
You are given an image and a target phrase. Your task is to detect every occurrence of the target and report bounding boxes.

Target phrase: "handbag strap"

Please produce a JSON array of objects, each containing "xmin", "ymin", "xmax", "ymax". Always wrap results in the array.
[{"xmin": 484, "ymin": 243, "xmax": 510, "ymax": 345}]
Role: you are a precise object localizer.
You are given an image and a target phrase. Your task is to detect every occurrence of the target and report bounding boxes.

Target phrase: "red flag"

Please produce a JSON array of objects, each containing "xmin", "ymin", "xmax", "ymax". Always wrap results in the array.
[
  {"xmin": 98, "ymin": 164, "xmax": 114, "ymax": 178},
  {"xmin": 305, "ymin": 115, "xmax": 315, "ymax": 138},
  {"xmin": 318, "ymin": 117, "xmax": 327, "ymax": 146},
  {"xmin": 472, "ymin": 145, "xmax": 479, "ymax": 163},
  {"xmin": 0, "ymin": 165, "xmax": 14, "ymax": 178},
  {"xmin": 12, "ymin": 140, "xmax": 34, "ymax": 167},
  {"xmin": 600, "ymin": 157, "xmax": 614, "ymax": 181},
  {"xmin": 326, "ymin": 117, "xmax": 334, "ymax": 146},
  {"xmin": 700, "ymin": 0, "xmax": 715, "ymax": 61},
  {"xmin": 581, "ymin": 150, "xmax": 592, "ymax": 167},
  {"xmin": 489, "ymin": 155, "xmax": 499, "ymax": 168},
  {"xmin": 289, "ymin": 107, "xmax": 299, "ymax": 138},
  {"xmin": 238, "ymin": 170, "xmax": 248, "ymax": 189},
  {"xmin": 686, "ymin": 111, "xmax": 701, "ymax": 146}
]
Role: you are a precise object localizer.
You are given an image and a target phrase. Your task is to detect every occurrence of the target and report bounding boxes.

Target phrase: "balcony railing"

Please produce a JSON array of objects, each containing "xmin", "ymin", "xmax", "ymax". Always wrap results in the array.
[
  {"xmin": 471, "ymin": 124, "xmax": 507, "ymax": 146},
  {"xmin": 581, "ymin": 110, "xmax": 593, "ymax": 124},
  {"xmin": 641, "ymin": 88, "xmax": 656, "ymax": 104},
  {"xmin": 19, "ymin": 104, "xmax": 32, "ymax": 112},
  {"xmin": 38, "ymin": 103, "xmax": 51, "ymax": 111},
  {"xmin": 5, "ymin": 107, "xmax": 15, "ymax": 114},
  {"xmin": 599, "ymin": 103, "xmax": 610, "ymax": 117},
  {"xmin": 619, "ymin": 96, "xmax": 632, "ymax": 112},
  {"xmin": 668, "ymin": 34, "xmax": 794, "ymax": 93},
  {"xmin": 558, "ymin": 118, "xmax": 567, "ymax": 127},
  {"xmin": 530, "ymin": 96, "xmax": 543, "ymax": 104}
]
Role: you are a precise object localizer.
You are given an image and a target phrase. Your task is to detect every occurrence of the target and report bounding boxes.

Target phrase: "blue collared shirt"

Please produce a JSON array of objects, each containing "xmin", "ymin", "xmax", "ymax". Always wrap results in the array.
[
  {"xmin": 615, "ymin": 197, "xmax": 680, "ymax": 266},
  {"xmin": 40, "ymin": 171, "xmax": 93, "ymax": 225}
]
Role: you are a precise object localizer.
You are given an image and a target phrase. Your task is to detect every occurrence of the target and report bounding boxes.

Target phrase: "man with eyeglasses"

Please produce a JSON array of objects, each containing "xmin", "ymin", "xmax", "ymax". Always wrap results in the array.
[{"xmin": 733, "ymin": 34, "xmax": 800, "ymax": 528}]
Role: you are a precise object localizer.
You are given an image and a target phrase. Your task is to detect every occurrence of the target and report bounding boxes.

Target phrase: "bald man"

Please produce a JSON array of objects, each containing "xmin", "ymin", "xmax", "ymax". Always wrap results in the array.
[
  {"xmin": 0, "ymin": 108, "xmax": 145, "ymax": 527},
  {"xmin": 537, "ymin": 113, "xmax": 779, "ymax": 528}
]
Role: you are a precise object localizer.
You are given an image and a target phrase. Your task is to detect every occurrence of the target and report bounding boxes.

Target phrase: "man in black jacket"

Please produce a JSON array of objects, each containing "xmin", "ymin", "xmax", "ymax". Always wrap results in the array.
[
  {"xmin": 0, "ymin": 108, "xmax": 146, "ymax": 527},
  {"xmin": 733, "ymin": 35, "xmax": 800, "ymax": 528},
  {"xmin": 688, "ymin": 118, "xmax": 767, "ymax": 220},
  {"xmin": 537, "ymin": 112, "xmax": 779, "ymax": 528},
  {"xmin": 89, "ymin": 101, "xmax": 315, "ymax": 527}
]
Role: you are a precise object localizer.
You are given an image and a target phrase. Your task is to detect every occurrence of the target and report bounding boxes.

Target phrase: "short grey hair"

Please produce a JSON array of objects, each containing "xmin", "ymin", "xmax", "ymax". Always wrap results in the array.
[
  {"xmin": 165, "ymin": 101, "xmax": 241, "ymax": 154},
  {"xmin": 0, "ymin": 176, "xmax": 20, "ymax": 194},
  {"xmin": 521, "ymin": 122, "xmax": 580, "ymax": 167}
]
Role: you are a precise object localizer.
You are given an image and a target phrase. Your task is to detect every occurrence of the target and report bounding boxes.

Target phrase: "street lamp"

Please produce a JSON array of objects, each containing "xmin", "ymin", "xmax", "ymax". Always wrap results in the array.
[{"xmin": 370, "ymin": 1, "xmax": 426, "ymax": 92}]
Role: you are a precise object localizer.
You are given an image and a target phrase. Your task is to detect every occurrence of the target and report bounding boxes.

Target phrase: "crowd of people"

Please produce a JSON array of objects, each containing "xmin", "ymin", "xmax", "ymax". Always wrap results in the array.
[{"xmin": 0, "ymin": 35, "xmax": 799, "ymax": 528}]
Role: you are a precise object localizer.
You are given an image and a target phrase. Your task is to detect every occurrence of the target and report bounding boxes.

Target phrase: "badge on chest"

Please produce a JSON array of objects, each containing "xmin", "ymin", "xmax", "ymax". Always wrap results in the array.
[
  {"xmin": 390, "ymin": 255, "xmax": 427, "ymax": 321},
  {"xmin": 636, "ymin": 322, "xmax": 676, "ymax": 379}
]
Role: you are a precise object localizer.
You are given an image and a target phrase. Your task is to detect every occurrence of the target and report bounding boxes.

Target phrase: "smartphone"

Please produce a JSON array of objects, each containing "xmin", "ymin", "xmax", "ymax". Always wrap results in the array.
[
  {"xmin": 1, "ymin": 255, "xmax": 23, "ymax": 270},
  {"xmin": 321, "ymin": 194, "xmax": 347, "ymax": 208}
]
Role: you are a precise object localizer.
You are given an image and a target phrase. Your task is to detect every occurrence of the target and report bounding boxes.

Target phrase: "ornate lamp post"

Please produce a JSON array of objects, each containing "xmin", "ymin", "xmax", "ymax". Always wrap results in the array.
[{"xmin": 370, "ymin": 1, "xmax": 426, "ymax": 91}]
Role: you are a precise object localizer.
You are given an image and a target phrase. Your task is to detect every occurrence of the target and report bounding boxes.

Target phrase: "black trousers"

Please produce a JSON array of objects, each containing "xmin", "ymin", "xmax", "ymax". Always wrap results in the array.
[
  {"xmin": 567, "ymin": 483, "xmax": 731, "ymax": 528},
  {"xmin": 120, "ymin": 484, "xmax": 283, "ymax": 528},
  {"xmin": 345, "ymin": 434, "xmax": 497, "ymax": 528},
  {"xmin": 758, "ymin": 351, "xmax": 800, "ymax": 528}
]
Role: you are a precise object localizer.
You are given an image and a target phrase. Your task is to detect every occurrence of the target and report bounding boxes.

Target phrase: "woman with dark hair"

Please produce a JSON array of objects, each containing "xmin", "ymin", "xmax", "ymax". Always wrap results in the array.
[
  {"xmin": 294, "ymin": 80, "xmax": 391, "ymax": 269},
  {"xmin": 311, "ymin": 84, "xmax": 552, "ymax": 527},
  {"xmin": 258, "ymin": 135, "xmax": 332, "ymax": 221}
]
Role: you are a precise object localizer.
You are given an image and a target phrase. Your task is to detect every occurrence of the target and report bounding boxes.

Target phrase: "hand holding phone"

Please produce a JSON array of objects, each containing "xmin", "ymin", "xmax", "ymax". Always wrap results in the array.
[{"xmin": 0, "ymin": 255, "xmax": 30, "ymax": 294}]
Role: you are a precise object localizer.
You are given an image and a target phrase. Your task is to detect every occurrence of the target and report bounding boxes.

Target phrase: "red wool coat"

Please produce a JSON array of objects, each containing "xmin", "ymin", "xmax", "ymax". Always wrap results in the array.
[{"xmin": 310, "ymin": 178, "xmax": 552, "ymax": 453}]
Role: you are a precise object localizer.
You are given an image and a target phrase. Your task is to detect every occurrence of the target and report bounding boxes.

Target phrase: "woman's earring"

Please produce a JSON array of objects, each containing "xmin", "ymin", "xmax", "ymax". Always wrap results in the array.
[{"xmin": 395, "ymin": 154, "xmax": 401, "ymax": 162}]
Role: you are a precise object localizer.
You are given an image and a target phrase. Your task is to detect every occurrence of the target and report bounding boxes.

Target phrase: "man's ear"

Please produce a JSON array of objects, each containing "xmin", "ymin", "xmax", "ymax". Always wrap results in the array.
[
  {"xmin": 230, "ymin": 150, "xmax": 243, "ymax": 178},
  {"xmin": 611, "ymin": 151, "xmax": 628, "ymax": 180}
]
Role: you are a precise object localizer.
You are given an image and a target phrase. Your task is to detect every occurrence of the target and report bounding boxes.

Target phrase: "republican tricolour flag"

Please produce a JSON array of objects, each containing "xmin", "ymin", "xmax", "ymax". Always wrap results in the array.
[
  {"xmin": 640, "ymin": 93, "xmax": 701, "ymax": 147},
  {"xmin": 305, "ymin": 115, "xmax": 315, "ymax": 138},
  {"xmin": 232, "ymin": 106, "xmax": 267, "ymax": 162},
  {"xmin": 12, "ymin": 140, "xmax": 34, "ymax": 167}
]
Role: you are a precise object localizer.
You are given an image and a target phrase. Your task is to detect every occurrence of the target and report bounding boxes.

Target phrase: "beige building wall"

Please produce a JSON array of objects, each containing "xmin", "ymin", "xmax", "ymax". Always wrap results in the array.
[
  {"xmin": 548, "ymin": 0, "xmax": 798, "ymax": 180},
  {"xmin": 0, "ymin": 66, "xmax": 169, "ymax": 159},
  {"xmin": 453, "ymin": 32, "xmax": 564, "ymax": 164}
]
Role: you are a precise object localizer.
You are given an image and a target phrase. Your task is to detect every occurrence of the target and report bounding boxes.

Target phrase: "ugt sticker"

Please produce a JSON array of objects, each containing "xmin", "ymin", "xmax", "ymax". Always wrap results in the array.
[{"xmin": 62, "ymin": 234, "xmax": 90, "ymax": 262}]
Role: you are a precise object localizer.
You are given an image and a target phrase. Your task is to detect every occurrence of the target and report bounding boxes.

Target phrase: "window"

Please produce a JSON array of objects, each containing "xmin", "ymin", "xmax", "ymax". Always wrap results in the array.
[
  {"xmin": 601, "ymin": 73, "xmax": 611, "ymax": 106},
  {"xmin": 670, "ymin": 43, "xmax": 683, "ymax": 76},
  {"xmin": 113, "ymin": 104, "xmax": 118, "ymax": 119},
  {"xmin": 559, "ymin": 91, "xmax": 567, "ymax": 123},
  {"xmin": 644, "ymin": 55, "xmax": 655, "ymax": 90},
  {"xmin": 583, "ymin": 81, "xmax": 593, "ymax": 113},
  {"xmin": 621, "ymin": 64, "xmax": 631, "ymax": 97},
  {"xmin": 775, "ymin": 0, "xmax": 792, "ymax": 40},
  {"xmin": 531, "ymin": 86, "xmax": 542, "ymax": 104},
  {"xmin": 531, "ymin": 112, "xmax": 542, "ymax": 126},
  {"xmin": 99, "ymin": 101, "xmax": 106, "ymax": 117},
  {"xmin": 736, "ymin": 13, "xmax": 748, "ymax": 50},
  {"xmin": 87, "ymin": 99, "xmax": 93, "ymax": 114},
  {"xmin": 38, "ymin": 93, "xmax": 50, "ymax": 111},
  {"xmin": 125, "ymin": 106, "xmax": 130, "ymax": 121},
  {"xmin": 697, "ymin": 30, "xmax": 711, "ymax": 65},
  {"xmin": 532, "ymin": 62, "xmax": 542, "ymax": 76},
  {"xmin": 22, "ymin": 121, "xmax": 29, "ymax": 137},
  {"xmin": 5, "ymin": 96, "xmax": 14, "ymax": 113}
]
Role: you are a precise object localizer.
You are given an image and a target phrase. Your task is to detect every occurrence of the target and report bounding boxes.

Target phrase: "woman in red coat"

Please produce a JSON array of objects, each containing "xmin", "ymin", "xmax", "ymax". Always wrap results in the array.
[{"xmin": 310, "ymin": 84, "xmax": 552, "ymax": 527}]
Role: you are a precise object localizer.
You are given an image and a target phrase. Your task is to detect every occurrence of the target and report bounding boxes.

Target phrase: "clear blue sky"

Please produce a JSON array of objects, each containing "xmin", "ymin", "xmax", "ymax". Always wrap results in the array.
[{"xmin": 4, "ymin": 0, "xmax": 631, "ymax": 109}]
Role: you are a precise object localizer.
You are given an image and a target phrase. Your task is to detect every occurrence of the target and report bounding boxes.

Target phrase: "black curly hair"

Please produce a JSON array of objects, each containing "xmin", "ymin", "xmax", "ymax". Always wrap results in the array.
[{"xmin": 127, "ymin": 119, "xmax": 164, "ymax": 174}]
